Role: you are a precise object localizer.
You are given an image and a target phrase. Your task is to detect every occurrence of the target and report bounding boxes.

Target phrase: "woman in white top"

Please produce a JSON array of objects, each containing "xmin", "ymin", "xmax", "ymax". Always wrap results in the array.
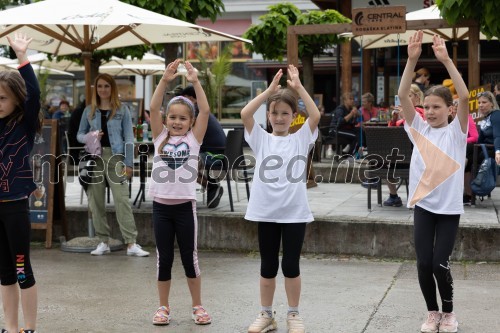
[
  {"xmin": 398, "ymin": 31, "xmax": 469, "ymax": 333},
  {"xmin": 241, "ymin": 65, "xmax": 320, "ymax": 333}
]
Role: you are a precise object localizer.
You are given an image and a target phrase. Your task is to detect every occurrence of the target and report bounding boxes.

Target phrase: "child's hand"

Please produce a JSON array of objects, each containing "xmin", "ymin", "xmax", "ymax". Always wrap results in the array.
[
  {"xmin": 407, "ymin": 30, "xmax": 423, "ymax": 61},
  {"xmin": 161, "ymin": 59, "xmax": 181, "ymax": 83},
  {"xmin": 286, "ymin": 65, "xmax": 302, "ymax": 90},
  {"xmin": 184, "ymin": 61, "xmax": 199, "ymax": 83},
  {"xmin": 431, "ymin": 34, "xmax": 450, "ymax": 63},
  {"xmin": 6, "ymin": 32, "xmax": 32, "ymax": 57},
  {"xmin": 268, "ymin": 69, "xmax": 282, "ymax": 93}
]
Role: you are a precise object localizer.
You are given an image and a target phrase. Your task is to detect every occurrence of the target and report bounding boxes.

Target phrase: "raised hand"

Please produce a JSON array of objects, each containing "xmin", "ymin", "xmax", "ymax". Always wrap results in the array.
[
  {"xmin": 286, "ymin": 64, "xmax": 302, "ymax": 90},
  {"xmin": 431, "ymin": 34, "xmax": 451, "ymax": 63},
  {"xmin": 268, "ymin": 69, "xmax": 283, "ymax": 93},
  {"xmin": 407, "ymin": 30, "xmax": 423, "ymax": 61},
  {"xmin": 6, "ymin": 32, "xmax": 32, "ymax": 59},
  {"xmin": 184, "ymin": 61, "xmax": 199, "ymax": 83},
  {"xmin": 161, "ymin": 59, "xmax": 181, "ymax": 83}
]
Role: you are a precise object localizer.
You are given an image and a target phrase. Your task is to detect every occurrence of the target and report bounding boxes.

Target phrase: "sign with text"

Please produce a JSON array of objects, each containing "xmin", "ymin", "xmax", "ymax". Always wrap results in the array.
[
  {"xmin": 468, "ymin": 84, "xmax": 492, "ymax": 122},
  {"xmin": 352, "ymin": 6, "xmax": 406, "ymax": 36}
]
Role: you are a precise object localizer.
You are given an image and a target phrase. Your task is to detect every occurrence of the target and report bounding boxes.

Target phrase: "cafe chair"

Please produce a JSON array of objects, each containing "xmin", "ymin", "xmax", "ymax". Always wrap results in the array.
[
  {"xmin": 318, "ymin": 114, "xmax": 350, "ymax": 161},
  {"xmin": 204, "ymin": 129, "xmax": 251, "ymax": 212},
  {"xmin": 363, "ymin": 126, "xmax": 412, "ymax": 210}
]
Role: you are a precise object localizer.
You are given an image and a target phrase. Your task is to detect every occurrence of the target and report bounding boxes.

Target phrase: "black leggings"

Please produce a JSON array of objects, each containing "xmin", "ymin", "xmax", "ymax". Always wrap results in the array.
[
  {"xmin": 414, "ymin": 205, "xmax": 459, "ymax": 313},
  {"xmin": 153, "ymin": 200, "xmax": 200, "ymax": 281},
  {"xmin": 0, "ymin": 199, "xmax": 36, "ymax": 289},
  {"xmin": 258, "ymin": 222, "xmax": 306, "ymax": 279}
]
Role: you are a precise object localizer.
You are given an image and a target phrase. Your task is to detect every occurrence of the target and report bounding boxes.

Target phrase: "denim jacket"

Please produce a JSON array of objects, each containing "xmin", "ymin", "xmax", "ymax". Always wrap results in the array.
[{"xmin": 77, "ymin": 105, "xmax": 134, "ymax": 167}]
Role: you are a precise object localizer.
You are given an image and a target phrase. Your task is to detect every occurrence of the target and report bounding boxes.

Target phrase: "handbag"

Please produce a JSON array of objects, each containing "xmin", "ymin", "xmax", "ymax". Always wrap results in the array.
[
  {"xmin": 78, "ymin": 151, "xmax": 97, "ymax": 191},
  {"xmin": 470, "ymin": 144, "xmax": 497, "ymax": 200}
]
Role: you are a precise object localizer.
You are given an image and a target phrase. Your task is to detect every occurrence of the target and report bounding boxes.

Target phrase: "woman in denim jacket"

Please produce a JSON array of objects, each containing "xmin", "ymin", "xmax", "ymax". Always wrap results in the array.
[{"xmin": 77, "ymin": 73, "xmax": 149, "ymax": 257}]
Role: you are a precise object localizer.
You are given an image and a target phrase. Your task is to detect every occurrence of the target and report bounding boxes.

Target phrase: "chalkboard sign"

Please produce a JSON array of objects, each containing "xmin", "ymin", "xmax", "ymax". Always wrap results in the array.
[
  {"xmin": 121, "ymin": 98, "xmax": 143, "ymax": 126},
  {"xmin": 29, "ymin": 119, "xmax": 66, "ymax": 248}
]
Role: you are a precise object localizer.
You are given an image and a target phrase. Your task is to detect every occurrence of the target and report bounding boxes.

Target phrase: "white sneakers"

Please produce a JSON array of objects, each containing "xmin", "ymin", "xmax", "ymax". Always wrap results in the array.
[
  {"xmin": 90, "ymin": 242, "xmax": 149, "ymax": 257},
  {"xmin": 127, "ymin": 243, "xmax": 150, "ymax": 257},
  {"xmin": 90, "ymin": 242, "xmax": 111, "ymax": 256},
  {"xmin": 248, "ymin": 311, "xmax": 277, "ymax": 333}
]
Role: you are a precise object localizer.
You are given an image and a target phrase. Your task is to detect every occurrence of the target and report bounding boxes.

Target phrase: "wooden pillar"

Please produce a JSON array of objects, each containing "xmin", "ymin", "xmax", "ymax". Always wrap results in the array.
[
  {"xmin": 362, "ymin": 49, "xmax": 371, "ymax": 94},
  {"xmin": 340, "ymin": 0, "xmax": 352, "ymax": 96},
  {"xmin": 287, "ymin": 27, "xmax": 299, "ymax": 67},
  {"xmin": 468, "ymin": 24, "xmax": 480, "ymax": 89}
]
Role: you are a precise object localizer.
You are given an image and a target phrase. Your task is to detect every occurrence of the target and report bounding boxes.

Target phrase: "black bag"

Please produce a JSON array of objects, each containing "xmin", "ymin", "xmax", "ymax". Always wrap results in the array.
[
  {"xmin": 78, "ymin": 151, "xmax": 97, "ymax": 191},
  {"xmin": 471, "ymin": 144, "xmax": 497, "ymax": 199}
]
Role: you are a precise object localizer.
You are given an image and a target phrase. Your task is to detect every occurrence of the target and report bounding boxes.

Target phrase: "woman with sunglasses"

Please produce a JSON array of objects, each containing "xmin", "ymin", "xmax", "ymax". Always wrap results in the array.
[{"xmin": 463, "ymin": 91, "xmax": 500, "ymax": 205}]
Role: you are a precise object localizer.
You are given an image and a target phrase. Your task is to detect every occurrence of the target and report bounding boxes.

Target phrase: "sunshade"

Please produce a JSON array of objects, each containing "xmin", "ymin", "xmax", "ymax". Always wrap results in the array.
[
  {"xmin": 0, "ymin": 0, "xmax": 251, "ymax": 100},
  {"xmin": 354, "ymin": 5, "xmax": 491, "ymax": 50}
]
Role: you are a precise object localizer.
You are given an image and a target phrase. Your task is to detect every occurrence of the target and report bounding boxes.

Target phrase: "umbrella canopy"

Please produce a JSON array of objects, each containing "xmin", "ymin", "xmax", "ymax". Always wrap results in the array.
[
  {"xmin": 355, "ymin": 5, "xmax": 491, "ymax": 49},
  {"xmin": 0, "ymin": 0, "xmax": 250, "ymax": 101},
  {"xmin": 0, "ymin": 56, "xmax": 74, "ymax": 76}
]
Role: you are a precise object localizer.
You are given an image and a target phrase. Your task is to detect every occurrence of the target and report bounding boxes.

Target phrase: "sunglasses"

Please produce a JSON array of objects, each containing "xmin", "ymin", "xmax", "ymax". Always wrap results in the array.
[{"xmin": 477, "ymin": 92, "xmax": 492, "ymax": 101}]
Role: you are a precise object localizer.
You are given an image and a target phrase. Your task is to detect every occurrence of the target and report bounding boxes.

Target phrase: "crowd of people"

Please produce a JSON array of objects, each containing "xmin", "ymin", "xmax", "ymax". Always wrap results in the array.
[{"xmin": 1, "ymin": 30, "xmax": 500, "ymax": 333}]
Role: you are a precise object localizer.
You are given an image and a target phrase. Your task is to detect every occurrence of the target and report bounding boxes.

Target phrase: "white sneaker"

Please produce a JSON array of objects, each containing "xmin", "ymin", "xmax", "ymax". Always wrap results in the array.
[
  {"xmin": 90, "ymin": 242, "xmax": 110, "ymax": 256},
  {"xmin": 127, "ymin": 243, "xmax": 149, "ymax": 257},
  {"xmin": 342, "ymin": 144, "xmax": 351, "ymax": 153},
  {"xmin": 325, "ymin": 147, "xmax": 334, "ymax": 158}
]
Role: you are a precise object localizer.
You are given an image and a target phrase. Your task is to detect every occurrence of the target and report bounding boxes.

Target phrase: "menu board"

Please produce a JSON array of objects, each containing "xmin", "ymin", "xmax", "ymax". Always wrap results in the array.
[{"xmin": 29, "ymin": 119, "xmax": 65, "ymax": 248}]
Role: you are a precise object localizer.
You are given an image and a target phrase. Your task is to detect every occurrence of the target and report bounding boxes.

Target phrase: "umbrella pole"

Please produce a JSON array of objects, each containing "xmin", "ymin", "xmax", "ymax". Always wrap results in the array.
[{"xmin": 83, "ymin": 51, "xmax": 92, "ymax": 104}]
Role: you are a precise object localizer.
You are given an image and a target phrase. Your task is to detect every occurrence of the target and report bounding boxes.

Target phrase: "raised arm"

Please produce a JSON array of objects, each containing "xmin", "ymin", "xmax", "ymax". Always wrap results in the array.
[
  {"xmin": 398, "ymin": 30, "xmax": 423, "ymax": 126},
  {"xmin": 432, "ymin": 35, "xmax": 469, "ymax": 134},
  {"xmin": 7, "ymin": 32, "xmax": 30, "ymax": 64},
  {"xmin": 149, "ymin": 59, "xmax": 180, "ymax": 139},
  {"xmin": 241, "ymin": 69, "xmax": 282, "ymax": 134},
  {"xmin": 187, "ymin": 61, "xmax": 210, "ymax": 143},
  {"xmin": 286, "ymin": 64, "xmax": 320, "ymax": 132}
]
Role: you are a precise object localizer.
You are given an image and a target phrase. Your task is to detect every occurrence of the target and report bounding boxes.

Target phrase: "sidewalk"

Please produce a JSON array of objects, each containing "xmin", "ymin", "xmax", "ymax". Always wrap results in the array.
[
  {"xmin": 8, "ymin": 246, "xmax": 500, "ymax": 332},
  {"xmin": 63, "ymin": 172, "xmax": 500, "ymax": 226}
]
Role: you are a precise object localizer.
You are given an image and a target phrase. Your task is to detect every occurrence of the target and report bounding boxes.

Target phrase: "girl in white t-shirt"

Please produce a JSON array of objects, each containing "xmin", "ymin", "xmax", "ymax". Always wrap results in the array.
[
  {"xmin": 398, "ymin": 31, "xmax": 469, "ymax": 333},
  {"xmin": 241, "ymin": 65, "xmax": 320, "ymax": 333},
  {"xmin": 148, "ymin": 59, "xmax": 212, "ymax": 327}
]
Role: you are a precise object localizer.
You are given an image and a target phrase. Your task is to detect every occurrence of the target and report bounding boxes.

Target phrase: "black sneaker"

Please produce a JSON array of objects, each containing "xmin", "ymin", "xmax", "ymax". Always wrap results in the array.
[
  {"xmin": 383, "ymin": 196, "xmax": 403, "ymax": 207},
  {"xmin": 207, "ymin": 186, "xmax": 223, "ymax": 208},
  {"xmin": 463, "ymin": 194, "xmax": 472, "ymax": 206}
]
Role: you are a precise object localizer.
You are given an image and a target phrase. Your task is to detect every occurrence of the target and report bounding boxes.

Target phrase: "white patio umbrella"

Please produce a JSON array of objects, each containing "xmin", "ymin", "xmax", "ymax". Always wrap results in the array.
[
  {"xmin": 0, "ymin": 0, "xmax": 251, "ymax": 102},
  {"xmin": 99, "ymin": 63, "xmax": 166, "ymax": 107},
  {"xmin": 0, "ymin": 55, "xmax": 74, "ymax": 76},
  {"xmin": 354, "ymin": 4, "xmax": 493, "ymax": 63}
]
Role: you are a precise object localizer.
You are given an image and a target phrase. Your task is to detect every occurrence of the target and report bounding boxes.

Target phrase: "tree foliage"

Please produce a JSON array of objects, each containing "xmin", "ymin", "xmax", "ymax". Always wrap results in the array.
[
  {"xmin": 436, "ymin": 0, "xmax": 500, "ymax": 39},
  {"xmin": 243, "ymin": 2, "xmax": 350, "ymax": 62}
]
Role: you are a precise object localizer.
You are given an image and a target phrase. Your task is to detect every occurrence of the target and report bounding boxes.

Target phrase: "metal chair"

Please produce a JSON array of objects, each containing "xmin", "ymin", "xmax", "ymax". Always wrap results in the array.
[
  {"xmin": 205, "ymin": 129, "xmax": 251, "ymax": 212},
  {"xmin": 364, "ymin": 126, "xmax": 412, "ymax": 210},
  {"xmin": 318, "ymin": 114, "xmax": 350, "ymax": 160}
]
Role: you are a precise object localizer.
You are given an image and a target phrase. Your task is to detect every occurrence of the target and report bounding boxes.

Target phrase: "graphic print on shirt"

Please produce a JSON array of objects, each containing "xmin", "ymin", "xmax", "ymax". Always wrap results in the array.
[
  {"xmin": 161, "ymin": 142, "xmax": 190, "ymax": 170},
  {"xmin": 409, "ymin": 128, "xmax": 460, "ymax": 206},
  {"xmin": 0, "ymin": 133, "xmax": 29, "ymax": 192}
]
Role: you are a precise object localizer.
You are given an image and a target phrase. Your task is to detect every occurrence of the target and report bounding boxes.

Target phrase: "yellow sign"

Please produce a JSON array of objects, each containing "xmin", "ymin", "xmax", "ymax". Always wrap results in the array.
[
  {"xmin": 352, "ymin": 6, "xmax": 406, "ymax": 36},
  {"xmin": 468, "ymin": 84, "xmax": 491, "ymax": 122}
]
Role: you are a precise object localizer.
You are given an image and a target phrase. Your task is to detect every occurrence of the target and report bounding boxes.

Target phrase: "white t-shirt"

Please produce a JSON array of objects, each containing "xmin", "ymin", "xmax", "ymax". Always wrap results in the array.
[
  {"xmin": 404, "ymin": 115, "xmax": 467, "ymax": 214},
  {"xmin": 244, "ymin": 119, "xmax": 318, "ymax": 223}
]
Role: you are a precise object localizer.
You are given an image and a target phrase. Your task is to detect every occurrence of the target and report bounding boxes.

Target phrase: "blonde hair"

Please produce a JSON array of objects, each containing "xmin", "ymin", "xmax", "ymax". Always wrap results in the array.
[
  {"xmin": 88, "ymin": 73, "xmax": 121, "ymax": 121},
  {"xmin": 410, "ymin": 84, "xmax": 424, "ymax": 106}
]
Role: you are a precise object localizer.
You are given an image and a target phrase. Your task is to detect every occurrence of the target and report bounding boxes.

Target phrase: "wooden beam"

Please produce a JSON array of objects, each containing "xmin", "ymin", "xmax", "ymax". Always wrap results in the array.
[
  {"xmin": 287, "ymin": 26, "xmax": 299, "ymax": 67},
  {"xmin": 468, "ymin": 25, "xmax": 480, "ymax": 89}
]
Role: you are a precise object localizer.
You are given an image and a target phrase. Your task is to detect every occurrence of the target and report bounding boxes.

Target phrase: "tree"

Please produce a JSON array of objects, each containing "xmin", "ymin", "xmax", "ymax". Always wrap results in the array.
[
  {"xmin": 436, "ymin": 0, "xmax": 500, "ymax": 39},
  {"xmin": 242, "ymin": 2, "xmax": 350, "ymax": 95}
]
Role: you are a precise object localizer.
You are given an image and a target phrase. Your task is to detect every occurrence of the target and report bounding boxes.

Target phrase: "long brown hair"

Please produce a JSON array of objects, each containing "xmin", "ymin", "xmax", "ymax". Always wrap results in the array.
[
  {"xmin": 425, "ymin": 85, "xmax": 453, "ymax": 107},
  {"xmin": 266, "ymin": 88, "xmax": 298, "ymax": 114},
  {"xmin": 0, "ymin": 70, "xmax": 41, "ymax": 133},
  {"xmin": 88, "ymin": 73, "xmax": 121, "ymax": 121}
]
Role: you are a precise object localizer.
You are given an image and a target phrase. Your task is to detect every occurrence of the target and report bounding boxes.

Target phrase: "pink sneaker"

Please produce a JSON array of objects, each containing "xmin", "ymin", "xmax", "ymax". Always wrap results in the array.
[
  {"xmin": 420, "ymin": 311, "xmax": 441, "ymax": 333},
  {"xmin": 439, "ymin": 312, "xmax": 458, "ymax": 333}
]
